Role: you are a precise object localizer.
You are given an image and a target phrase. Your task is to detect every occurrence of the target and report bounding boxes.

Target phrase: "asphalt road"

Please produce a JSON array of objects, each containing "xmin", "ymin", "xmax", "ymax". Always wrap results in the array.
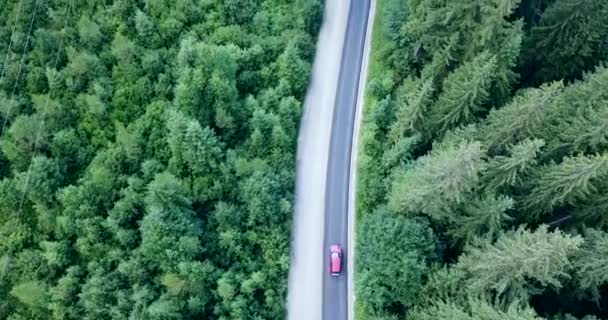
[{"xmin": 322, "ymin": 0, "xmax": 371, "ymax": 319}]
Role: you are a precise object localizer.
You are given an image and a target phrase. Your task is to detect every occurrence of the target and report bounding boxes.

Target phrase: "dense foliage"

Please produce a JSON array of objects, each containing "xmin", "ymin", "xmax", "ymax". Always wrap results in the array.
[
  {"xmin": 357, "ymin": 0, "xmax": 608, "ymax": 319},
  {"xmin": 0, "ymin": 0, "xmax": 322, "ymax": 319}
]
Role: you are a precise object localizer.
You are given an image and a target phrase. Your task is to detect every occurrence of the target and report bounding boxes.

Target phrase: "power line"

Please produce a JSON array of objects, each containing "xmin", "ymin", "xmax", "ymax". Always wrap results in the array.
[
  {"xmin": 0, "ymin": 0, "xmax": 26, "ymax": 90},
  {"xmin": 0, "ymin": 0, "xmax": 42, "ymax": 139},
  {"xmin": 18, "ymin": 0, "xmax": 73, "ymax": 215}
]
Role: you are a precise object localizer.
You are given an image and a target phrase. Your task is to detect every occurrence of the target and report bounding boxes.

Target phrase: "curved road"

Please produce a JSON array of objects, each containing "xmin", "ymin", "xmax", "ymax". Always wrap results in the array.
[{"xmin": 323, "ymin": 0, "xmax": 371, "ymax": 319}]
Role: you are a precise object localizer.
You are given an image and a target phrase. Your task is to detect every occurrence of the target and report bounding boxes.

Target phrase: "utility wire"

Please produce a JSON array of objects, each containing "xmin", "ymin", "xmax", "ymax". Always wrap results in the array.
[
  {"xmin": 0, "ymin": 0, "xmax": 26, "ymax": 90},
  {"xmin": 18, "ymin": 0, "xmax": 73, "ymax": 215},
  {"xmin": 0, "ymin": 0, "xmax": 41, "ymax": 139}
]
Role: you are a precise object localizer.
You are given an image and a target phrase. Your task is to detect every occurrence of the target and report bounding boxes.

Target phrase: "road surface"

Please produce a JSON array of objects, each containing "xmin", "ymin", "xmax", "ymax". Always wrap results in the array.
[
  {"xmin": 323, "ymin": 0, "xmax": 372, "ymax": 319},
  {"xmin": 287, "ymin": 1, "xmax": 350, "ymax": 319}
]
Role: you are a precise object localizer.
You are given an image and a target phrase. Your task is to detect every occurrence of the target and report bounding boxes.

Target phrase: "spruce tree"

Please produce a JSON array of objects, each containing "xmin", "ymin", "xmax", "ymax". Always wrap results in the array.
[
  {"xmin": 455, "ymin": 226, "xmax": 582, "ymax": 302},
  {"xmin": 389, "ymin": 139, "xmax": 485, "ymax": 220},
  {"xmin": 522, "ymin": 153, "xmax": 608, "ymax": 220},
  {"xmin": 389, "ymin": 78, "xmax": 435, "ymax": 143},
  {"xmin": 430, "ymin": 52, "xmax": 496, "ymax": 135},
  {"xmin": 573, "ymin": 229, "xmax": 608, "ymax": 301},
  {"xmin": 480, "ymin": 81, "xmax": 563, "ymax": 154},
  {"xmin": 448, "ymin": 194, "xmax": 513, "ymax": 243},
  {"xmin": 522, "ymin": 0, "xmax": 608, "ymax": 84},
  {"xmin": 482, "ymin": 139, "xmax": 545, "ymax": 193},
  {"xmin": 408, "ymin": 299, "xmax": 542, "ymax": 320}
]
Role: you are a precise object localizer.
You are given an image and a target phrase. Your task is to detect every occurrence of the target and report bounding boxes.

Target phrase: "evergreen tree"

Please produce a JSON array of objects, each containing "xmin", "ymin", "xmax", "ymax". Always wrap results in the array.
[
  {"xmin": 138, "ymin": 172, "xmax": 202, "ymax": 273},
  {"xmin": 389, "ymin": 138, "xmax": 485, "ymax": 220},
  {"xmin": 522, "ymin": 0, "xmax": 608, "ymax": 84},
  {"xmin": 389, "ymin": 78, "xmax": 435, "ymax": 142},
  {"xmin": 455, "ymin": 226, "xmax": 582, "ymax": 302},
  {"xmin": 448, "ymin": 194, "xmax": 513, "ymax": 243},
  {"xmin": 430, "ymin": 52, "xmax": 496, "ymax": 134},
  {"xmin": 408, "ymin": 299, "xmax": 542, "ymax": 320},
  {"xmin": 481, "ymin": 139, "xmax": 545, "ymax": 193},
  {"xmin": 522, "ymin": 153, "xmax": 608, "ymax": 220},
  {"xmin": 480, "ymin": 81, "xmax": 563, "ymax": 155},
  {"xmin": 572, "ymin": 229, "xmax": 608, "ymax": 301}
]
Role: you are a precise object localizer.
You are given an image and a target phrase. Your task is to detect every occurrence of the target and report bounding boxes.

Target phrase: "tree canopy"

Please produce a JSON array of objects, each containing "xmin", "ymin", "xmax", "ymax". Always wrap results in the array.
[
  {"xmin": 357, "ymin": 0, "xmax": 608, "ymax": 319},
  {"xmin": 0, "ymin": 0, "xmax": 322, "ymax": 318}
]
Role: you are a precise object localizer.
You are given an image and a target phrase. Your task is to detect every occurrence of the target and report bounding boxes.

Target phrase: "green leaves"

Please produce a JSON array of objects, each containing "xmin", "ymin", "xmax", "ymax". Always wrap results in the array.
[
  {"xmin": 10, "ymin": 281, "xmax": 49, "ymax": 310},
  {"xmin": 357, "ymin": 207, "xmax": 437, "ymax": 314},
  {"xmin": 359, "ymin": 0, "xmax": 608, "ymax": 319}
]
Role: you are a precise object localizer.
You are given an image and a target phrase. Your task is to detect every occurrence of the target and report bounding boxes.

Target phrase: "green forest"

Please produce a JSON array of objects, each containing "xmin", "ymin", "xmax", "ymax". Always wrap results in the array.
[
  {"xmin": 356, "ymin": 0, "xmax": 608, "ymax": 319},
  {"xmin": 0, "ymin": 0, "xmax": 321, "ymax": 319}
]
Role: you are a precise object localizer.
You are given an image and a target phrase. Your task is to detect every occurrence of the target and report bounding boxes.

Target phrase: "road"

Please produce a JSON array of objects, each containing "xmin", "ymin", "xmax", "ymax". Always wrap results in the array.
[
  {"xmin": 323, "ymin": 0, "xmax": 372, "ymax": 319},
  {"xmin": 287, "ymin": 1, "xmax": 350, "ymax": 319}
]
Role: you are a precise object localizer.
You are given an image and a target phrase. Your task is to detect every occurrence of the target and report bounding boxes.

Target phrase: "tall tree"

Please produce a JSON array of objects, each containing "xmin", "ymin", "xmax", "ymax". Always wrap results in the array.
[
  {"xmin": 408, "ymin": 299, "xmax": 542, "ymax": 320},
  {"xmin": 389, "ymin": 138, "xmax": 485, "ymax": 221},
  {"xmin": 357, "ymin": 207, "xmax": 437, "ymax": 314},
  {"xmin": 455, "ymin": 226, "xmax": 582, "ymax": 303},
  {"xmin": 521, "ymin": 153, "xmax": 608, "ymax": 220},
  {"xmin": 522, "ymin": 0, "xmax": 608, "ymax": 84}
]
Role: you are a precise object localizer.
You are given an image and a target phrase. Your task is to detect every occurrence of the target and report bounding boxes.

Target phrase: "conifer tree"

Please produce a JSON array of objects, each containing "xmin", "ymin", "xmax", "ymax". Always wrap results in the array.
[
  {"xmin": 545, "ymin": 66, "xmax": 608, "ymax": 157},
  {"xmin": 522, "ymin": 153, "xmax": 608, "ymax": 220},
  {"xmin": 430, "ymin": 52, "xmax": 497, "ymax": 134},
  {"xmin": 389, "ymin": 78, "xmax": 435, "ymax": 143},
  {"xmin": 448, "ymin": 194, "xmax": 513, "ymax": 243},
  {"xmin": 573, "ymin": 229, "xmax": 608, "ymax": 301},
  {"xmin": 407, "ymin": 0, "xmax": 522, "ymax": 62},
  {"xmin": 482, "ymin": 139, "xmax": 545, "ymax": 193},
  {"xmin": 389, "ymin": 139, "xmax": 485, "ymax": 220},
  {"xmin": 480, "ymin": 82, "xmax": 563, "ymax": 154},
  {"xmin": 522, "ymin": 0, "xmax": 608, "ymax": 84},
  {"xmin": 455, "ymin": 226, "xmax": 582, "ymax": 302},
  {"xmin": 408, "ymin": 299, "xmax": 542, "ymax": 320}
]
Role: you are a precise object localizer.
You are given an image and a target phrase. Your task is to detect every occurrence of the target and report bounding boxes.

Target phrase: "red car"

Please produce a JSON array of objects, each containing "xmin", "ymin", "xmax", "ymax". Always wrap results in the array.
[{"xmin": 330, "ymin": 244, "xmax": 343, "ymax": 276}]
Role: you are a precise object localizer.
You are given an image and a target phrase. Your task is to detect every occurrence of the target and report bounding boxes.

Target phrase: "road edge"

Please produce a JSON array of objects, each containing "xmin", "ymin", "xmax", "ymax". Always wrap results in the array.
[
  {"xmin": 288, "ymin": 1, "xmax": 351, "ymax": 319},
  {"xmin": 347, "ymin": 0, "xmax": 376, "ymax": 319}
]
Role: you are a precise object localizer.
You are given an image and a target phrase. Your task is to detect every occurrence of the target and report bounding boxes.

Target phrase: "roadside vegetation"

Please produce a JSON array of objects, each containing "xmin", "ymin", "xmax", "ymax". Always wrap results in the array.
[
  {"xmin": 0, "ymin": 0, "xmax": 321, "ymax": 319},
  {"xmin": 356, "ymin": 0, "xmax": 608, "ymax": 319}
]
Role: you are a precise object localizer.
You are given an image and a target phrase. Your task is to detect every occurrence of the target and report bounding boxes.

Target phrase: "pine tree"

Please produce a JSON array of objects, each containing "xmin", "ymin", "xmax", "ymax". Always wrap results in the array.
[
  {"xmin": 388, "ymin": 78, "xmax": 435, "ymax": 143},
  {"xmin": 448, "ymin": 194, "xmax": 513, "ymax": 243},
  {"xmin": 522, "ymin": 153, "xmax": 608, "ymax": 220},
  {"xmin": 430, "ymin": 52, "xmax": 497, "ymax": 134},
  {"xmin": 573, "ymin": 229, "xmax": 608, "ymax": 301},
  {"xmin": 522, "ymin": 0, "xmax": 608, "ymax": 84},
  {"xmin": 407, "ymin": 0, "xmax": 522, "ymax": 62},
  {"xmin": 482, "ymin": 139, "xmax": 545, "ymax": 193},
  {"xmin": 408, "ymin": 299, "xmax": 542, "ymax": 320},
  {"xmin": 455, "ymin": 226, "xmax": 582, "ymax": 302},
  {"xmin": 389, "ymin": 138, "xmax": 485, "ymax": 220},
  {"xmin": 479, "ymin": 81, "xmax": 564, "ymax": 154}
]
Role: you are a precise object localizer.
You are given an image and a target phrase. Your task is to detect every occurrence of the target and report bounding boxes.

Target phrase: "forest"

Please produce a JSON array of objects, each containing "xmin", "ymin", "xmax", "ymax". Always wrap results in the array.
[
  {"xmin": 356, "ymin": 0, "xmax": 608, "ymax": 319},
  {"xmin": 0, "ymin": 0, "xmax": 322, "ymax": 319}
]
